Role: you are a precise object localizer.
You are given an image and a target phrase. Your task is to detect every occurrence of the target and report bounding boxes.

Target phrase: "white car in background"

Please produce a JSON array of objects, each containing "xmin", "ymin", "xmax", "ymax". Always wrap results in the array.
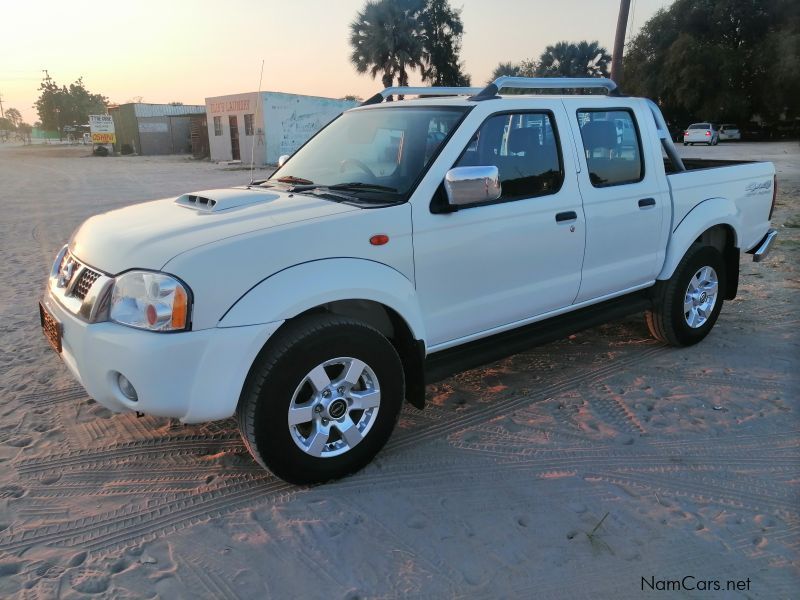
[
  {"xmin": 683, "ymin": 123, "xmax": 719, "ymax": 145},
  {"xmin": 719, "ymin": 124, "xmax": 741, "ymax": 141}
]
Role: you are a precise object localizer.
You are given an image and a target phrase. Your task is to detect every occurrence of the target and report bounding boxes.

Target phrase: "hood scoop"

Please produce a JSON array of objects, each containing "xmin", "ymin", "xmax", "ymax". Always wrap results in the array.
[{"xmin": 175, "ymin": 187, "xmax": 280, "ymax": 213}]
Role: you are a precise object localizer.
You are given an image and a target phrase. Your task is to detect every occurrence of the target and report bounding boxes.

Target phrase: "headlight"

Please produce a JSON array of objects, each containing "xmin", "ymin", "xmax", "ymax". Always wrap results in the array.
[{"xmin": 110, "ymin": 271, "xmax": 191, "ymax": 331}]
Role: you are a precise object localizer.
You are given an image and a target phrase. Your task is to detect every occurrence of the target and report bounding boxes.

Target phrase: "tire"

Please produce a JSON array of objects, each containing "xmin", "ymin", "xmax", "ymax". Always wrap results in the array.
[
  {"xmin": 646, "ymin": 245, "xmax": 726, "ymax": 347},
  {"xmin": 683, "ymin": 142, "xmax": 688, "ymax": 146},
  {"xmin": 236, "ymin": 314, "xmax": 404, "ymax": 484}
]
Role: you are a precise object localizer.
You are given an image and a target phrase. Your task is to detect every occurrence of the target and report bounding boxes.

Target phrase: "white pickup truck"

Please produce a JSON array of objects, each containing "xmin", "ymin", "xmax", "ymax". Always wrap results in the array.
[{"xmin": 40, "ymin": 77, "xmax": 777, "ymax": 484}]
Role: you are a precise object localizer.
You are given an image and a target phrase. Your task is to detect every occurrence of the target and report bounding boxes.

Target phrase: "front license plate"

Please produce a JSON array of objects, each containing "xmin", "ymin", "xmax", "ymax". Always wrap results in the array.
[{"xmin": 39, "ymin": 301, "xmax": 62, "ymax": 353}]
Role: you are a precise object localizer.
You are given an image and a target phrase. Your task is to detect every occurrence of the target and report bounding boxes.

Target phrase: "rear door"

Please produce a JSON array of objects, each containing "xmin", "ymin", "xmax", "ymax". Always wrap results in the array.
[
  {"xmin": 562, "ymin": 98, "xmax": 669, "ymax": 303},
  {"xmin": 412, "ymin": 102, "xmax": 586, "ymax": 348}
]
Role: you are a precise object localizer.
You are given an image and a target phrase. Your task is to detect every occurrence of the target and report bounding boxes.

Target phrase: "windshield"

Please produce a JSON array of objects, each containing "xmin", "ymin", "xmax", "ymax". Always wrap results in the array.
[
  {"xmin": 267, "ymin": 106, "xmax": 468, "ymax": 199},
  {"xmin": 688, "ymin": 124, "xmax": 710, "ymax": 129}
]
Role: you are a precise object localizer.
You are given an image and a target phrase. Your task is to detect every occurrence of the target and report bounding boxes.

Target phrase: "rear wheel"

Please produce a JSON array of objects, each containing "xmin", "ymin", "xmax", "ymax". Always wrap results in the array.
[
  {"xmin": 646, "ymin": 245, "xmax": 726, "ymax": 346},
  {"xmin": 237, "ymin": 314, "xmax": 404, "ymax": 484}
]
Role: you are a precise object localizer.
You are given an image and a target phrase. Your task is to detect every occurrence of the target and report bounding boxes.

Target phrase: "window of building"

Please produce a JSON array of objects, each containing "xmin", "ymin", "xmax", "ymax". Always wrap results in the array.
[
  {"xmin": 577, "ymin": 109, "xmax": 643, "ymax": 187},
  {"xmin": 244, "ymin": 113, "xmax": 254, "ymax": 136},
  {"xmin": 453, "ymin": 111, "xmax": 563, "ymax": 201},
  {"xmin": 213, "ymin": 116, "xmax": 222, "ymax": 136}
]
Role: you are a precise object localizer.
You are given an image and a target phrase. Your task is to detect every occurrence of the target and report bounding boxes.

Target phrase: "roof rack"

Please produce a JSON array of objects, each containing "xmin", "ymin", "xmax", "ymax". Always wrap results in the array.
[
  {"xmin": 470, "ymin": 76, "xmax": 620, "ymax": 101},
  {"xmin": 361, "ymin": 78, "xmax": 621, "ymax": 106},
  {"xmin": 361, "ymin": 86, "xmax": 483, "ymax": 106}
]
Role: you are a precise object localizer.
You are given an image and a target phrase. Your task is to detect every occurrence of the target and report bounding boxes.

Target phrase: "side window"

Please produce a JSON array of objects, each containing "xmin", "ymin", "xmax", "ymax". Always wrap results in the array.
[
  {"xmin": 454, "ymin": 111, "xmax": 563, "ymax": 200},
  {"xmin": 577, "ymin": 109, "xmax": 643, "ymax": 187},
  {"xmin": 213, "ymin": 116, "xmax": 222, "ymax": 136}
]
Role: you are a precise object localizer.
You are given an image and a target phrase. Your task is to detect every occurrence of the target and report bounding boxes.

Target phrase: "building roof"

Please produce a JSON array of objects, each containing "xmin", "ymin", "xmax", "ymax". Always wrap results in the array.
[{"xmin": 110, "ymin": 103, "xmax": 206, "ymax": 118}]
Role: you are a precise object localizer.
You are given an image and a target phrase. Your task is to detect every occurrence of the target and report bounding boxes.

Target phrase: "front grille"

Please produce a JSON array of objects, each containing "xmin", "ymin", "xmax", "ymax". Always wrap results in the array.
[{"xmin": 72, "ymin": 268, "xmax": 101, "ymax": 300}]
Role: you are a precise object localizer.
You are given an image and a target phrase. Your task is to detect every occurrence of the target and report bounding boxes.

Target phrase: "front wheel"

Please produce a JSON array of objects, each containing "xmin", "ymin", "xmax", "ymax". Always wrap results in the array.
[
  {"xmin": 646, "ymin": 245, "xmax": 726, "ymax": 346},
  {"xmin": 237, "ymin": 314, "xmax": 404, "ymax": 484}
]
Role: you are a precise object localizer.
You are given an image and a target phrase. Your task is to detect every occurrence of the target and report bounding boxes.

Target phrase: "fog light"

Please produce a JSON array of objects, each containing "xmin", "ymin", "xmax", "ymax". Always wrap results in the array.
[{"xmin": 117, "ymin": 373, "xmax": 138, "ymax": 401}]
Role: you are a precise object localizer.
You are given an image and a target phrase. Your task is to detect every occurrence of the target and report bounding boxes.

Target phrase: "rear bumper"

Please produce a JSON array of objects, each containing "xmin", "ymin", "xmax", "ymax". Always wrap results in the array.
[{"xmin": 748, "ymin": 228, "xmax": 778, "ymax": 262}]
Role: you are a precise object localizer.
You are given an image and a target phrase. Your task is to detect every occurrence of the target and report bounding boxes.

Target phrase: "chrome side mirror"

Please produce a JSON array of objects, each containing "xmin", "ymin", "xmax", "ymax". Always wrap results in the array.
[
  {"xmin": 444, "ymin": 166, "xmax": 501, "ymax": 207},
  {"xmin": 278, "ymin": 154, "xmax": 290, "ymax": 167}
]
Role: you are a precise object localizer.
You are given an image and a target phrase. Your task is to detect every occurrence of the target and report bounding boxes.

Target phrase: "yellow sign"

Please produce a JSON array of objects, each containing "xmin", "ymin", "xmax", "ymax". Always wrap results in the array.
[{"xmin": 91, "ymin": 132, "xmax": 116, "ymax": 144}]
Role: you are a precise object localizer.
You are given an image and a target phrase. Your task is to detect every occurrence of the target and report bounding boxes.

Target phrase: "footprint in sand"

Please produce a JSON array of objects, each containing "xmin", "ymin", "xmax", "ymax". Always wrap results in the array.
[
  {"xmin": 6, "ymin": 436, "xmax": 33, "ymax": 448},
  {"xmin": 0, "ymin": 485, "xmax": 25, "ymax": 499},
  {"xmin": 69, "ymin": 568, "xmax": 110, "ymax": 594}
]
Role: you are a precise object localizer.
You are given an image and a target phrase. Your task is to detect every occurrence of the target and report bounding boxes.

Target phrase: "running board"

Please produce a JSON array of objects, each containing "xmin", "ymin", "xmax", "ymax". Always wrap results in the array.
[{"xmin": 425, "ymin": 292, "xmax": 653, "ymax": 383}]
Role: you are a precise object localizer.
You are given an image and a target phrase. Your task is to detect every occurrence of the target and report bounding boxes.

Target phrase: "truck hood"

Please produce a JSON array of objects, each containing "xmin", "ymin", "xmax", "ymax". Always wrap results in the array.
[{"xmin": 70, "ymin": 187, "xmax": 359, "ymax": 274}]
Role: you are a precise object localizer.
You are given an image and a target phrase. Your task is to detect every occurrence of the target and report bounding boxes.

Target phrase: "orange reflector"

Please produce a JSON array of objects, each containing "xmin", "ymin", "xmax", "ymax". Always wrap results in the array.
[
  {"xmin": 370, "ymin": 234, "xmax": 389, "ymax": 246},
  {"xmin": 172, "ymin": 286, "xmax": 188, "ymax": 329}
]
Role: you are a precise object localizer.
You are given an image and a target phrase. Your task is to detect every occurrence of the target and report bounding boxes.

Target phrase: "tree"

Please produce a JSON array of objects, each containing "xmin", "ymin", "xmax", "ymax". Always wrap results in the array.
[
  {"xmin": 488, "ymin": 60, "xmax": 537, "ymax": 83},
  {"xmin": 624, "ymin": 0, "xmax": 800, "ymax": 125},
  {"xmin": 350, "ymin": 0, "xmax": 471, "ymax": 93},
  {"xmin": 5, "ymin": 108, "xmax": 22, "ymax": 128},
  {"xmin": 34, "ymin": 75, "xmax": 107, "ymax": 139},
  {"xmin": 350, "ymin": 0, "xmax": 425, "ymax": 94},
  {"xmin": 419, "ymin": 0, "xmax": 470, "ymax": 86},
  {"xmin": 535, "ymin": 41, "xmax": 611, "ymax": 77}
]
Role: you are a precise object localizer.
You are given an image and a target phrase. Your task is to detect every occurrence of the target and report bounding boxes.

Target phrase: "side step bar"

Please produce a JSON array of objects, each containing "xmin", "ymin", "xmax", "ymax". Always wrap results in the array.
[
  {"xmin": 425, "ymin": 292, "xmax": 653, "ymax": 384},
  {"xmin": 748, "ymin": 228, "xmax": 778, "ymax": 262}
]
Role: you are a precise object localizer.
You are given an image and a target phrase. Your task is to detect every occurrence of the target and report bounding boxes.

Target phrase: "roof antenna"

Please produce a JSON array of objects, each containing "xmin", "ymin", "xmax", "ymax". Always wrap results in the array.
[{"xmin": 248, "ymin": 59, "xmax": 265, "ymax": 186}]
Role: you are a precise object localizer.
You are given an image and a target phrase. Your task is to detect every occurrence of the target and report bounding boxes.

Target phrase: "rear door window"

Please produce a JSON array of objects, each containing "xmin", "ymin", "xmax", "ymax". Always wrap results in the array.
[{"xmin": 577, "ymin": 109, "xmax": 644, "ymax": 187}]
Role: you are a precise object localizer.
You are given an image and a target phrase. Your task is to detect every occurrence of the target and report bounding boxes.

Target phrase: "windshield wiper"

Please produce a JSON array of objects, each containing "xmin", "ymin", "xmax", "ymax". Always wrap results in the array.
[
  {"xmin": 275, "ymin": 175, "xmax": 314, "ymax": 185},
  {"xmin": 326, "ymin": 182, "xmax": 398, "ymax": 193}
]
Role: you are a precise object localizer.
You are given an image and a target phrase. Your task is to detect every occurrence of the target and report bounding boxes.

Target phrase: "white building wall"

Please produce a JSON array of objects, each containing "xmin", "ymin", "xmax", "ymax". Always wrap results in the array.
[
  {"xmin": 262, "ymin": 92, "xmax": 358, "ymax": 164},
  {"xmin": 206, "ymin": 91, "xmax": 357, "ymax": 165}
]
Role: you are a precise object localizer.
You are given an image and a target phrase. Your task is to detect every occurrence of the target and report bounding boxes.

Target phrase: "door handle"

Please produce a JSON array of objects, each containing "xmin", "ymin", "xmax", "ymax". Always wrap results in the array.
[
  {"xmin": 555, "ymin": 211, "xmax": 578, "ymax": 222},
  {"xmin": 638, "ymin": 198, "xmax": 656, "ymax": 208}
]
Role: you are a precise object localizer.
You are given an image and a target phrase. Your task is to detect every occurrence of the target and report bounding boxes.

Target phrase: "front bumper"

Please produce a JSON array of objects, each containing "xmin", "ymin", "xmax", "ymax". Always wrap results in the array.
[{"xmin": 41, "ymin": 291, "xmax": 282, "ymax": 423}]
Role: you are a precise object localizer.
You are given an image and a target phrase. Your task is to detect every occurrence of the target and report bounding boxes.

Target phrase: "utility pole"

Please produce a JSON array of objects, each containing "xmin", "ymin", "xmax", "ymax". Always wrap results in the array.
[
  {"xmin": 0, "ymin": 92, "xmax": 4, "ymax": 118},
  {"xmin": 610, "ymin": 0, "xmax": 632, "ymax": 85}
]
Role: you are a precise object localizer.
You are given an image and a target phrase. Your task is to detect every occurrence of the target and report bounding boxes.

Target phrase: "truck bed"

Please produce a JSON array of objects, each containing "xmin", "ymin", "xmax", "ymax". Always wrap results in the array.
[
  {"xmin": 663, "ymin": 157, "xmax": 755, "ymax": 174},
  {"xmin": 663, "ymin": 158, "xmax": 775, "ymax": 253}
]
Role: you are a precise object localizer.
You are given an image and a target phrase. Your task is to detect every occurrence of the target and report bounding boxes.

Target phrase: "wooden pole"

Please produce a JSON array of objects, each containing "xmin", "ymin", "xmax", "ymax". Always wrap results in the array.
[{"xmin": 610, "ymin": 0, "xmax": 632, "ymax": 84}]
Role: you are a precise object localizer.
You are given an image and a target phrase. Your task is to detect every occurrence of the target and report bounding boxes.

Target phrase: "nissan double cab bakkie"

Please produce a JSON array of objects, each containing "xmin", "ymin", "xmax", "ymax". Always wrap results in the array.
[{"xmin": 41, "ymin": 77, "xmax": 778, "ymax": 484}]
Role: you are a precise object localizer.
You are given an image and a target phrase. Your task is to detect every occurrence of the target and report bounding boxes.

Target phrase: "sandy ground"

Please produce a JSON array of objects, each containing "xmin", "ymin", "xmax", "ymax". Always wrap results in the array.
[{"xmin": 0, "ymin": 141, "xmax": 797, "ymax": 599}]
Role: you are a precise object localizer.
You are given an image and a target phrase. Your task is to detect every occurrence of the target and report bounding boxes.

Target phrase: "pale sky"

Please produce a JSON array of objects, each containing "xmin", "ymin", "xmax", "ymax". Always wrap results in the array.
[{"xmin": 1, "ymin": 0, "xmax": 670, "ymax": 125}]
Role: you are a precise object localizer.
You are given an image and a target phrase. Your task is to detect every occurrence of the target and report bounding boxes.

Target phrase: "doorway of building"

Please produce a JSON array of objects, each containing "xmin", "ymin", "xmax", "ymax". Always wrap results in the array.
[{"xmin": 229, "ymin": 115, "xmax": 240, "ymax": 160}]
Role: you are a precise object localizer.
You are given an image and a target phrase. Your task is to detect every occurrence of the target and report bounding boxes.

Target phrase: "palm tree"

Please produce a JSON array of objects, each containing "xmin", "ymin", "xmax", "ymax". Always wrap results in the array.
[
  {"xmin": 489, "ymin": 62, "xmax": 523, "ymax": 83},
  {"xmin": 536, "ymin": 41, "xmax": 611, "ymax": 77},
  {"xmin": 350, "ymin": 0, "xmax": 425, "ymax": 95}
]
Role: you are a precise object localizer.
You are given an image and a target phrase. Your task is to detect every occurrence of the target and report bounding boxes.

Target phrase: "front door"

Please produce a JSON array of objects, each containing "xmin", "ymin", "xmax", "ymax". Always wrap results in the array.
[
  {"xmin": 413, "ymin": 105, "xmax": 586, "ymax": 348},
  {"xmin": 229, "ymin": 115, "xmax": 240, "ymax": 160}
]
